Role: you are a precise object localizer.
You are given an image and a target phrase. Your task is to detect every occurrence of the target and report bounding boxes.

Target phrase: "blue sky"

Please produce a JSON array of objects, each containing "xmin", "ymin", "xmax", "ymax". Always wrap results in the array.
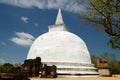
[{"xmin": 0, "ymin": 0, "xmax": 120, "ymax": 64}]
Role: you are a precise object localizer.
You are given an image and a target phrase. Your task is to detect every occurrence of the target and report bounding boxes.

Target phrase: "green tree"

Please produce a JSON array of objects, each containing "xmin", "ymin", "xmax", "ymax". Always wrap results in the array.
[
  {"xmin": 14, "ymin": 63, "xmax": 22, "ymax": 67},
  {"xmin": 80, "ymin": 0, "xmax": 120, "ymax": 49},
  {"xmin": 90, "ymin": 54, "xmax": 97, "ymax": 66},
  {"xmin": 108, "ymin": 61, "xmax": 120, "ymax": 74},
  {"xmin": 100, "ymin": 52, "xmax": 116, "ymax": 61},
  {"xmin": 0, "ymin": 63, "xmax": 14, "ymax": 73}
]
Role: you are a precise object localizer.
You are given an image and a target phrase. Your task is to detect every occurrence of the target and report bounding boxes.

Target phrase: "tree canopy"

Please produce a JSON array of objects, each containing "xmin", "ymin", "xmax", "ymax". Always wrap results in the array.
[
  {"xmin": 0, "ymin": 63, "xmax": 14, "ymax": 73},
  {"xmin": 80, "ymin": 0, "xmax": 120, "ymax": 49}
]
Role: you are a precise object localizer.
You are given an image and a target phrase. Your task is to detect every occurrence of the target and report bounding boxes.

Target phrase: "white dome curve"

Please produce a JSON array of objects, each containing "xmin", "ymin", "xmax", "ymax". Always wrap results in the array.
[{"xmin": 27, "ymin": 31, "xmax": 91, "ymax": 64}]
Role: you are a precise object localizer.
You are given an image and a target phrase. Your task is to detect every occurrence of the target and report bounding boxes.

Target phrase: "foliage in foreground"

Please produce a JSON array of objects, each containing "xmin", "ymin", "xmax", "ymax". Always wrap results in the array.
[
  {"xmin": 0, "ymin": 63, "xmax": 21, "ymax": 73},
  {"xmin": 80, "ymin": 0, "xmax": 120, "ymax": 49},
  {"xmin": 0, "ymin": 63, "xmax": 14, "ymax": 73}
]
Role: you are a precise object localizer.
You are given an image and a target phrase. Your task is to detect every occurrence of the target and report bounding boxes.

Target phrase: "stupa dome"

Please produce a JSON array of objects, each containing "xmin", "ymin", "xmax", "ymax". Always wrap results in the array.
[
  {"xmin": 27, "ymin": 9, "xmax": 98, "ymax": 77},
  {"xmin": 27, "ymin": 31, "xmax": 91, "ymax": 64}
]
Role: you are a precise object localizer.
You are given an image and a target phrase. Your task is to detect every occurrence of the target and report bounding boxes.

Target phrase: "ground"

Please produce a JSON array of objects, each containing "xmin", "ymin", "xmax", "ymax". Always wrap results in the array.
[{"xmin": 30, "ymin": 75, "xmax": 120, "ymax": 80}]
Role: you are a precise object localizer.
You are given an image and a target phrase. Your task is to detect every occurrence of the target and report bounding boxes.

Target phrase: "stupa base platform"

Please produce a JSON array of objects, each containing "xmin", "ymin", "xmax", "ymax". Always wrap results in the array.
[
  {"xmin": 43, "ymin": 62, "xmax": 99, "ymax": 77},
  {"xmin": 58, "ymin": 74, "xmax": 99, "ymax": 78}
]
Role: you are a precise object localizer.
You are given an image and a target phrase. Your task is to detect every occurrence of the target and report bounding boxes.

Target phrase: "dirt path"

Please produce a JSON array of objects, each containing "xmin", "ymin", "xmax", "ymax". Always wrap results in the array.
[{"xmin": 30, "ymin": 75, "xmax": 120, "ymax": 80}]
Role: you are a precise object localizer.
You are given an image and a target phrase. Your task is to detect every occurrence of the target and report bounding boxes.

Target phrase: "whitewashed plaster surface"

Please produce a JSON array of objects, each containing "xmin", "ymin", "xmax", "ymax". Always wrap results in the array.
[{"xmin": 27, "ymin": 31, "xmax": 91, "ymax": 64}]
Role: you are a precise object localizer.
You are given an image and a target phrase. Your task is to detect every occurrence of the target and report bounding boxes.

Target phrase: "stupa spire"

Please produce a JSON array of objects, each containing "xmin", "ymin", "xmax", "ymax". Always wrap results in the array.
[
  {"xmin": 48, "ymin": 8, "xmax": 68, "ymax": 32},
  {"xmin": 55, "ymin": 8, "xmax": 64, "ymax": 24}
]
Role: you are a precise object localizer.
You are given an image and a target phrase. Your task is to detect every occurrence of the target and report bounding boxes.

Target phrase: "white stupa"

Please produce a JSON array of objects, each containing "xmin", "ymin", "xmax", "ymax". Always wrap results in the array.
[{"xmin": 27, "ymin": 9, "xmax": 98, "ymax": 77}]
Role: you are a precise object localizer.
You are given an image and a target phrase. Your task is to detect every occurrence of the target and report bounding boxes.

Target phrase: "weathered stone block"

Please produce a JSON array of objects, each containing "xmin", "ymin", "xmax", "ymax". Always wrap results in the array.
[
  {"xmin": 96, "ymin": 58, "xmax": 112, "ymax": 76},
  {"xmin": 98, "ymin": 69, "xmax": 111, "ymax": 77}
]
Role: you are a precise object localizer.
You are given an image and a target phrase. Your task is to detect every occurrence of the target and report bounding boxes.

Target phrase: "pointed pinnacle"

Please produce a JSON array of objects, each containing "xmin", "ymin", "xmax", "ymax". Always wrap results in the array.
[{"xmin": 55, "ymin": 8, "xmax": 64, "ymax": 25}]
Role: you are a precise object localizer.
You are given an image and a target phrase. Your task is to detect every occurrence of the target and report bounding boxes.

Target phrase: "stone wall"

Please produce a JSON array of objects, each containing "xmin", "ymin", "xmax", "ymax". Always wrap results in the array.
[
  {"xmin": 21, "ymin": 57, "xmax": 42, "ymax": 77},
  {"xmin": 41, "ymin": 64, "xmax": 57, "ymax": 78},
  {"xmin": 21, "ymin": 57, "xmax": 57, "ymax": 78}
]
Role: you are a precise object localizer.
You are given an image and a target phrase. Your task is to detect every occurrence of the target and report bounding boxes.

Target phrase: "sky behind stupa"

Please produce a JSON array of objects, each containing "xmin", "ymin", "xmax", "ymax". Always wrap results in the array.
[{"xmin": 0, "ymin": 0, "xmax": 120, "ymax": 64}]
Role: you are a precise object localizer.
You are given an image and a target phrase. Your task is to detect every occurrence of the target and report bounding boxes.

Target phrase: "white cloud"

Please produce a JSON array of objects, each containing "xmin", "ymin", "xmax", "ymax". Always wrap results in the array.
[
  {"xmin": 0, "ymin": 0, "xmax": 85, "ymax": 13},
  {"xmin": 21, "ymin": 16, "xmax": 29, "ymax": 23},
  {"xmin": 10, "ymin": 32, "xmax": 35, "ymax": 46},
  {"xmin": 0, "ymin": 59, "xmax": 6, "ymax": 65},
  {"xmin": 0, "ymin": 42, "xmax": 6, "ymax": 45},
  {"xmin": 35, "ymin": 23, "xmax": 38, "ymax": 27}
]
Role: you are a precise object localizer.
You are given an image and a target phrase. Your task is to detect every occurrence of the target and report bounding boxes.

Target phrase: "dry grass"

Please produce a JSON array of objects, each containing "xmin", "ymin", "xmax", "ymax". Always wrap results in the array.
[{"xmin": 30, "ymin": 75, "xmax": 120, "ymax": 80}]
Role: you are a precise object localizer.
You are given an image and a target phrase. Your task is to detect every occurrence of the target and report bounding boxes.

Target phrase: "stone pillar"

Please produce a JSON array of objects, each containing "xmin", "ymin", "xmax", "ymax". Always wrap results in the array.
[
  {"xmin": 21, "ymin": 57, "xmax": 42, "ymax": 77},
  {"xmin": 96, "ymin": 58, "xmax": 111, "ymax": 77},
  {"xmin": 50, "ymin": 65, "xmax": 57, "ymax": 78},
  {"xmin": 41, "ymin": 64, "xmax": 57, "ymax": 78},
  {"xmin": 34, "ymin": 57, "xmax": 42, "ymax": 77},
  {"xmin": 41, "ymin": 64, "xmax": 47, "ymax": 78}
]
